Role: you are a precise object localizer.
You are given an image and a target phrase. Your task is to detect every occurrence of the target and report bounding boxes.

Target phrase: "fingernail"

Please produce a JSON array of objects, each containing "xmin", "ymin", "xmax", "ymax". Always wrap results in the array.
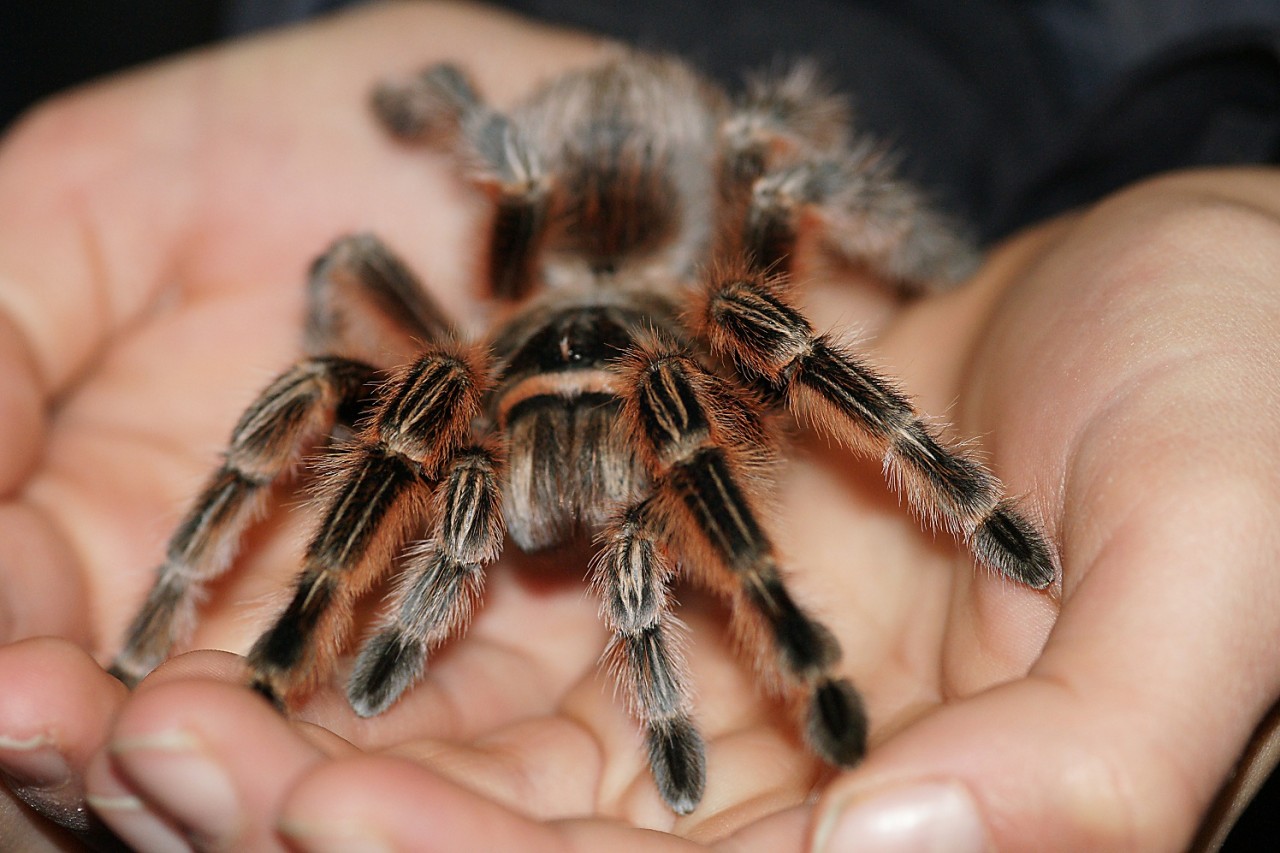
[
  {"xmin": 89, "ymin": 792, "xmax": 192, "ymax": 853},
  {"xmin": 0, "ymin": 733, "xmax": 71, "ymax": 789},
  {"xmin": 279, "ymin": 819, "xmax": 395, "ymax": 853},
  {"xmin": 814, "ymin": 781, "xmax": 989, "ymax": 852},
  {"xmin": 0, "ymin": 733, "xmax": 92, "ymax": 833},
  {"xmin": 110, "ymin": 729, "xmax": 239, "ymax": 839}
]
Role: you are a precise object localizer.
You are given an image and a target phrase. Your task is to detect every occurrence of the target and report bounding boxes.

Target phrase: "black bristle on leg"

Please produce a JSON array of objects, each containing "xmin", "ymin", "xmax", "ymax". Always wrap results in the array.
[
  {"xmin": 973, "ymin": 500, "xmax": 1056, "ymax": 589},
  {"xmin": 251, "ymin": 677, "xmax": 287, "ymax": 713},
  {"xmin": 105, "ymin": 664, "xmax": 129, "ymax": 685},
  {"xmin": 747, "ymin": 575, "xmax": 841, "ymax": 680},
  {"xmin": 807, "ymin": 678, "xmax": 867, "ymax": 767},
  {"xmin": 646, "ymin": 716, "xmax": 707, "ymax": 815},
  {"xmin": 347, "ymin": 630, "xmax": 427, "ymax": 718}
]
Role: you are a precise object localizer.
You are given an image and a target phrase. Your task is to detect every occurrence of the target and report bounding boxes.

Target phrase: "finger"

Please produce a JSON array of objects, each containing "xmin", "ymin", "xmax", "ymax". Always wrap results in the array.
[
  {"xmin": 0, "ymin": 638, "xmax": 129, "ymax": 847},
  {"xmin": 279, "ymin": 757, "xmax": 568, "ymax": 853},
  {"xmin": 380, "ymin": 671, "xmax": 820, "ymax": 836},
  {"xmin": 0, "ymin": 313, "xmax": 43, "ymax": 495},
  {"xmin": 0, "ymin": 502, "xmax": 90, "ymax": 643},
  {"xmin": 376, "ymin": 717, "xmax": 605, "ymax": 820},
  {"xmin": 278, "ymin": 756, "xmax": 703, "ymax": 853},
  {"xmin": 86, "ymin": 676, "xmax": 331, "ymax": 852},
  {"xmin": 812, "ymin": 454, "xmax": 1280, "ymax": 850},
  {"xmin": 713, "ymin": 804, "xmax": 809, "ymax": 852}
]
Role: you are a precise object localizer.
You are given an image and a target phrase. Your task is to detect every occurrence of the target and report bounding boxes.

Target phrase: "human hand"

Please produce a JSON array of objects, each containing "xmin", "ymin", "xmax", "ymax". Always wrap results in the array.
[
  {"xmin": 806, "ymin": 169, "xmax": 1280, "ymax": 851},
  {"xmin": 1, "ymin": 2, "xmax": 1278, "ymax": 850},
  {"xmin": 0, "ymin": 2, "xmax": 608, "ymax": 848}
]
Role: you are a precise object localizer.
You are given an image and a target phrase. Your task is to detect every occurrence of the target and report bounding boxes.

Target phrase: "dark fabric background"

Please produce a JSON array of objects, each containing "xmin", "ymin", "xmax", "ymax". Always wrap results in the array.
[
  {"xmin": 494, "ymin": 0, "xmax": 1280, "ymax": 241},
  {"xmin": 5, "ymin": 1, "xmax": 1277, "ymax": 242},
  {"xmin": 2, "ymin": 1, "xmax": 1278, "ymax": 847}
]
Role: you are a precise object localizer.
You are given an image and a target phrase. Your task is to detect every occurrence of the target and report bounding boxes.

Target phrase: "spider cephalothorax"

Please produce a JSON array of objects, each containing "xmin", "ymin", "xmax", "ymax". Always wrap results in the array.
[{"xmin": 110, "ymin": 49, "xmax": 1055, "ymax": 814}]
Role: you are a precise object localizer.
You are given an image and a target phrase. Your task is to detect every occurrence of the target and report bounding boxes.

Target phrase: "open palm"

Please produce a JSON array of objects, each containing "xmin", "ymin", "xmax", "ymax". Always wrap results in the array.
[{"xmin": 2, "ymin": 4, "xmax": 1278, "ymax": 852}]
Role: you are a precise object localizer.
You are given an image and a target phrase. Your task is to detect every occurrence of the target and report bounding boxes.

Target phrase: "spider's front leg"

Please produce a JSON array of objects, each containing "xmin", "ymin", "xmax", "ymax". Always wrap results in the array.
[
  {"xmin": 110, "ymin": 233, "xmax": 444, "ymax": 686},
  {"xmin": 246, "ymin": 343, "xmax": 490, "ymax": 705},
  {"xmin": 108, "ymin": 358, "xmax": 373, "ymax": 686},
  {"xmin": 346, "ymin": 439, "xmax": 505, "ymax": 717},
  {"xmin": 696, "ymin": 263, "xmax": 1057, "ymax": 588},
  {"xmin": 601, "ymin": 340, "xmax": 867, "ymax": 813},
  {"xmin": 594, "ymin": 498, "xmax": 704, "ymax": 814}
]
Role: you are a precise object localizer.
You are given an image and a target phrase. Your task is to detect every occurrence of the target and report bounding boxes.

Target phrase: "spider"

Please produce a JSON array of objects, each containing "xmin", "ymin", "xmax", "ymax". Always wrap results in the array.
[{"xmin": 108, "ymin": 49, "xmax": 1055, "ymax": 815}]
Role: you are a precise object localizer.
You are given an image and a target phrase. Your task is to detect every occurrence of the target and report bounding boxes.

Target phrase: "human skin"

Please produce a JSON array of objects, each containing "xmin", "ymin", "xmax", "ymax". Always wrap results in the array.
[{"xmin": 0, "ymin": 2, "xmax": 1278, "ymax": 850}]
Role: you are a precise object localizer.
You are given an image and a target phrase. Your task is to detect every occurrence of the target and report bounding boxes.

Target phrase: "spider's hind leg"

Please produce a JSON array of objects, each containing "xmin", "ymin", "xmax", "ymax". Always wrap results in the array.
[
  {"xmin": 739, "ymin": 148, "xmax": 981, "ymax": 291},
  {"xmin": 370, "ymin": 63, "xmax": 482, "ymax": 145},
  {"xmin": 372, "ymin": 64, "xmax": 549, "ymax": 300},
  {"xmin": 720, "ymin": 62, "xmax": 979, "ymax": 291},
  {"xmin": 306, "ymin": 232, "xmax": 453, "ymax": 365}
]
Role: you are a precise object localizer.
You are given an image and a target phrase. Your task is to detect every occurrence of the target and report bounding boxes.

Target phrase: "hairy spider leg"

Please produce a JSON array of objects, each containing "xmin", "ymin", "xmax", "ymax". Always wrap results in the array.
[
  {"xmin": 696, "ymin": 263, "xmax": 1056, "ymax": 588},
  {"xmin": 616, "ymin": 341, "xmax": 869, "ymax": 795},
  {"xmin": 372, "ymin": 64, "xmax": 549, "ymax": 300},
  {"xmin": 718, "ymin": 63, "xmax": 979, "ymax": 289},
  {"xmin": 346, "ymin": 298, "xmax": 662, "ymax": 720},
  {"xmin": 740, "ymin": 149, "xmax": 982, "ymax": 288},
  {"xmin": 305, "ymin": 232, "xmax": 454, "ymax": 362},
  {"xmin": 110, "ymin": 234, "xmax": 444, "ymax": 686},
  {"xmin": 370, "ymin": 63, "xmax": 480, "ymax": 144},
  {"xmin": 246, "ymin": 344, "xmax": 489, "ymax": 704},
  {"xmin": 346, "ymin": 439, "xmax": 505, "ymax": 717},
  {"xmin": 109, "ymin": 357, "xmax": 373, "ymax": 686},
  {"xmin": 594, "ymin": 497, "xmax": 704, "ymax": 814}
]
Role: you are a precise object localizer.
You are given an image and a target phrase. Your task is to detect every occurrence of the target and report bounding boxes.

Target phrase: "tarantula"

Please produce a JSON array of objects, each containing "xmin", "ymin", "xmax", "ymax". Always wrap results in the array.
[{"xmin": 109, "ymin": 49, "xmax": 1055, "ymax": 815}]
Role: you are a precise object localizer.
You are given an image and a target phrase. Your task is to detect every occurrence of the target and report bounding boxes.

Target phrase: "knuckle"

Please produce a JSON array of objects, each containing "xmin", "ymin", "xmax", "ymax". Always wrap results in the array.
[
  {"xmin": 1022, "ymin": 677, "xmax": 1214, "ymax": 851},
  {"xmin": 1097, "ymin": 176, "xmax": 1280, "ymax": 282}
]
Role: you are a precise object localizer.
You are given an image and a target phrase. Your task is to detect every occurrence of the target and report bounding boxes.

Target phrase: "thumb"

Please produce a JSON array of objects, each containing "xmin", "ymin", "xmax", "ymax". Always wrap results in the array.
[
  {"xmin": 811, "ymin": 682, "xmax": 1208, "ymax": 852},
  {"xmin": 810, "ymin": 488, "xmax": 1280, "ymax": 852}
]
